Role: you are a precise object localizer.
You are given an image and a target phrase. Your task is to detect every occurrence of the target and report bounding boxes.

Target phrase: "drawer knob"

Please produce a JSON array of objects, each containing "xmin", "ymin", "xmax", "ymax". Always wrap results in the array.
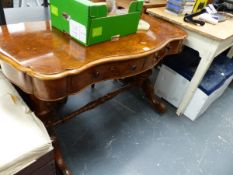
[
  {"xmin": 165, "ymin": 45, "xmax": 170, "ymax": 53},
  {"xmin": 110, "ymin": 66, "xmax": 116, "ymax": 71},
  {"xmin": 154, "ymin": 52, "xmax": 159, "ymax": 60},
  {"xmin": 94, "ymin": 71, "xmax": 100, "ymax": 78},
  {"xmin": 130, "ymin": 65, "xmax": 137, "ymax": 71}
]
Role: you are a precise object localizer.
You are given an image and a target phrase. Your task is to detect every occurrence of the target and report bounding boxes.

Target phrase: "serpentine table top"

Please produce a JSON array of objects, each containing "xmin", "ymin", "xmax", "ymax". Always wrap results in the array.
[{"xmin": 0, "ymin": 15, "xmax": 186, "ymax": 101}]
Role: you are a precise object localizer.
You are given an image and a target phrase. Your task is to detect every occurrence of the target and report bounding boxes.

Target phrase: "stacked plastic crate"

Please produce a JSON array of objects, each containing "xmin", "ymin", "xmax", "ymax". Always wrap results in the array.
[
  {"xmin": 165, "ymin": 0, "xmax": 195, "ymax": 15},
  {"xmin": 155, "ymin": 49, "xmax": 233, "ymax": 121}
]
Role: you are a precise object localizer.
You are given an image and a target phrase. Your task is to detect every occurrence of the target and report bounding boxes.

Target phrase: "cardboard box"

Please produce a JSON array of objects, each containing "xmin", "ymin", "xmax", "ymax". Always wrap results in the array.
[{"xmin": 50, "ymin": 0, "xmax": 144, "ymax": 46}]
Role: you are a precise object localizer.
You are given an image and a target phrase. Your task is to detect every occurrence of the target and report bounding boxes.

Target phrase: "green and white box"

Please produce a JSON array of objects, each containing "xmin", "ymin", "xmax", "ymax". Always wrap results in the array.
[{"xmin": 50, "ymin": 0, "xmax": 144, "ymax": 46}]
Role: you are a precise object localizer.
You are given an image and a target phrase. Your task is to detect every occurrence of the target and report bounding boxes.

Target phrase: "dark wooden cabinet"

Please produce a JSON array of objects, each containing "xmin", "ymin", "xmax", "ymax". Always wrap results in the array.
[
  {"xmin": 15, "ymin": 151, "xmax": 56, "ymax": 175},
  {"xmin": 2, "ymin": 0, "xmax": 13, "ymax": 7}
]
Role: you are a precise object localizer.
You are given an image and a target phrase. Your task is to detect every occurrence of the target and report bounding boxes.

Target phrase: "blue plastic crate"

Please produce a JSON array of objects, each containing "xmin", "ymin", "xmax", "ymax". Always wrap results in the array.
[
  {"xmin": 163, "ymin": 52, "xmax": 233, "ymax": 95},
  {"xmin": 210, "ymin": 55, "xmax": 233, "ymax": 79}
]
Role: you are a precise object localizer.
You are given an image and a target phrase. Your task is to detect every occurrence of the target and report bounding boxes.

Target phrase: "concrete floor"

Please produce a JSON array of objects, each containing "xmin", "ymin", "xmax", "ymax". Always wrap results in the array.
[{"xmin": 55, "ymin": 79, "xmax": 233, "ymax": 175}]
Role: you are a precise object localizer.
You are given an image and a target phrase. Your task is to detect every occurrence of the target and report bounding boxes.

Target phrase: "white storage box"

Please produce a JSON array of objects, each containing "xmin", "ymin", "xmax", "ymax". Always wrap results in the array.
[{"xmin": 155, "ymin": 54, "xmax": 233, "ymax": 121}]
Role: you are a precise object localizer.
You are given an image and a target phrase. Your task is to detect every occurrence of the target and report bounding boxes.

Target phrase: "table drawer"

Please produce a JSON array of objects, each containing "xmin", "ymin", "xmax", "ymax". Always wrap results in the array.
[
  {"xmin": 69, "ymin": 58, "xmax": 146, "ymax": 93},
  {"xmin": 143, "ymin": 45, "xmax": 170, "ymax": 70}
]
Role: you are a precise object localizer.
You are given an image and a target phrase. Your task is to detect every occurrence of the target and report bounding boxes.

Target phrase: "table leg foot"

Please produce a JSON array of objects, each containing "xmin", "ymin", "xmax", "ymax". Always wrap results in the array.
[
  {"xmin": 53, "ymin": 137, "xmax": 73, "ymax": 175},
  {"xmin": 48, "ymin": 127, "xmax": 73, "ymax": 175},
  {"xmin": 142, "ymin": 79, "xmax": 166, "ymax": 113},
  {"xmin": 91, "ymin": 84, "xmax": 95, "ymax": 89},
  {"xmin": 124, "ymin": 69, "xmax": 166, "ymax": 113}
]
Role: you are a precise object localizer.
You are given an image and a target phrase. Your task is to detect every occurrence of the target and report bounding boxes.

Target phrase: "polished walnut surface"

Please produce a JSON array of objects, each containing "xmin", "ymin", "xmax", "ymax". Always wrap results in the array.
[
  {"xmin": 0, "ymin": 15, "xmax": 186, "ymax": 101},
  {"xmin": 0, "ymin": 15, "xmax": 186, "ymax": 80}
]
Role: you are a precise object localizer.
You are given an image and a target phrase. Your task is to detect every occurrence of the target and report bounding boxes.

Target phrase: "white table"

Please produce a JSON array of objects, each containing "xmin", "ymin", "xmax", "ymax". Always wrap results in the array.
[{"xmin": 147, "ymin": 7, "xmax": 233, "ymax": 116}]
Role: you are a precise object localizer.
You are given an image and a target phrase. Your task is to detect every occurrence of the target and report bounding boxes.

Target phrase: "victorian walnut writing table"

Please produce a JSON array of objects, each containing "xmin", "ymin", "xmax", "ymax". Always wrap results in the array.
[{"xmin": 0, "ymin": 15, "xmax": 186, "ymax": 175}]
